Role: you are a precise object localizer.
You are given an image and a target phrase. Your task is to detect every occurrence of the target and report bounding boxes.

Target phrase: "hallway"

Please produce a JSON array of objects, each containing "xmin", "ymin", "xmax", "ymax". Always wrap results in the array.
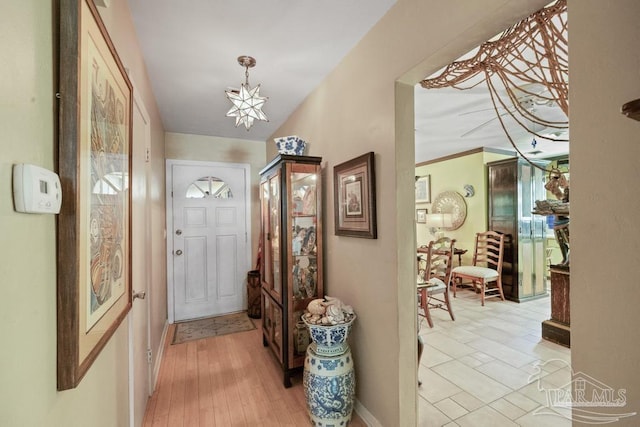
[{"xmin": 143, "ymin": 320, "xmax": 367, "ymax": 426}]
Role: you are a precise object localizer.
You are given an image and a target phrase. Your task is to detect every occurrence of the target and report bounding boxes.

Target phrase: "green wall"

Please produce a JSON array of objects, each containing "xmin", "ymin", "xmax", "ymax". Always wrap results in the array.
[
  {"xmin": 0, "ymin": 1, "xmax": 168, "ymax": 425},
  {"xmin": 0, "ymin": 1, "xmax": 129, "ymax": 426}
]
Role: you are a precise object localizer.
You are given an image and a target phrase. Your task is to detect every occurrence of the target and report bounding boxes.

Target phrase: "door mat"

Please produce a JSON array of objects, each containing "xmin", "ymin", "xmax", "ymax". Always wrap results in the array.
[{"xmin": 172, "ymin": 312, "xmax": 256, "ymax": 345}]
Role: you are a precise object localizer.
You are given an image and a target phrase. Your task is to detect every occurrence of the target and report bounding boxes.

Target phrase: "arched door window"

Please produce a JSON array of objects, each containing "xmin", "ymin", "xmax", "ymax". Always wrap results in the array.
[{"xmin": 186, "ymin": 176, "xmax": 233, "ymax": 199}]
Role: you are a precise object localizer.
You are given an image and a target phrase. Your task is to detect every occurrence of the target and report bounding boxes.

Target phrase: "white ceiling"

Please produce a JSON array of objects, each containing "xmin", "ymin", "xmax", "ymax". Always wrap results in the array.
[
  {"xmin": 414, "ymin": 81, "xmax": 569, "ymax": 164},
  {"xmin": 126, "ymin": 0, "xmax": 569, "ymax": 164},
  {"xmin": 126, "ymin": 0, "xmax": 396, "ymax": 141}
]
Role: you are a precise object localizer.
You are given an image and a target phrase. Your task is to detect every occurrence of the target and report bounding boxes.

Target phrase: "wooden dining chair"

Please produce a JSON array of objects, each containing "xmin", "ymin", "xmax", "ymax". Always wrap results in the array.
[
  {"xmin": 417, "ymin": 237, "xmax": 456, "ymax": 328},
  {"xmin": 451, "ymin": 231, "xmax": 505, "ymax": 306}
]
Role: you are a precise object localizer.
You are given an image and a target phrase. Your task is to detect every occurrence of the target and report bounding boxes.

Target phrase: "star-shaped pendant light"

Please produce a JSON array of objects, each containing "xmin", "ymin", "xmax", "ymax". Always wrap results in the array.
[{"xmin": 225, "ymin": 56, "xmax": 268, "ymax": 130}]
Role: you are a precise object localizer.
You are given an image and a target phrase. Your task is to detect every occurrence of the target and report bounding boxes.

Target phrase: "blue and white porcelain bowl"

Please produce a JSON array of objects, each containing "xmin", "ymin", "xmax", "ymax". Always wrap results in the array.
[
  {"xmin": 274, "ymin": 135, "xmax": 307, "ymax": 155},
  {"xmin": 302, "ymin": 315, "xmax": 356, "ymax": 357}
]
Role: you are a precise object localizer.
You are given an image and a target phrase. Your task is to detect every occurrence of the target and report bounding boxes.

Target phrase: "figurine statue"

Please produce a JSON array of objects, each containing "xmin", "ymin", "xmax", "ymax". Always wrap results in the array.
[{"xmin": 544, "ymin": 169, "xmax": 570, "ymax": 266}]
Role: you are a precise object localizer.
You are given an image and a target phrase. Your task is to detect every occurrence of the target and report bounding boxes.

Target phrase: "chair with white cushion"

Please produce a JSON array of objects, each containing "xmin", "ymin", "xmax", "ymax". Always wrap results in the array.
[
  {"xmin": 417, "ymin": 237, "xmax": 456, "ymax": 328},
  {"xmin": 451, "ymin": 231, "xmax": 505, "ymax": 306}
]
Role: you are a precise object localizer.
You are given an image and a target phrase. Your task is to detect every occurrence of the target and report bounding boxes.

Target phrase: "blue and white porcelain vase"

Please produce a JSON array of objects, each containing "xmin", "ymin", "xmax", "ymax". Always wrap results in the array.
[{"xmin": 302, "ymin": 316, "xmax": 356, "ymax": 426}]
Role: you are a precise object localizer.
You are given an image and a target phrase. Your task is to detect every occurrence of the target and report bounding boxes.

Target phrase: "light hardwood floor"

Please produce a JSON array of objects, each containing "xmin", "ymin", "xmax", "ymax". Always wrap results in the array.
[
  {"xmin": 143, "ymin": 291, "xmax": 570, "ymax": 426},
  {"xmin": 143, "ymin": 319, "xmax": 366, "ymax": 426}
]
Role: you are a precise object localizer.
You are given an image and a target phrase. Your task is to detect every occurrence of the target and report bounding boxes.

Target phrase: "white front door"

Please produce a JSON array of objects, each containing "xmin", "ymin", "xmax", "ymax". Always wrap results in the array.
[{"xmin": 167, "ymin": 161, "xmax": 249, "ymax": 322}]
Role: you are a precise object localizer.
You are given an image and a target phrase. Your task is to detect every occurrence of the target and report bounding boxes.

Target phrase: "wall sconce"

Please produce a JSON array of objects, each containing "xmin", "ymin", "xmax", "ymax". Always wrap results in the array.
[
  {"xmin": 425, "ymin": 213, "xmax": 453, "ymax": 239},
  {"xmin": 463, "ymin": 184, "xmax": 475, "ymax": 198}
]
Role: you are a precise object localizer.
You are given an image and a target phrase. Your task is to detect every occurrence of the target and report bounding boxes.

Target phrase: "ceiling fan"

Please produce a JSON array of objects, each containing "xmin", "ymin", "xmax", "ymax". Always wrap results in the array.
[{"xmin": 459, "ymin": 83, "xmax": 559, "ymax": 138}]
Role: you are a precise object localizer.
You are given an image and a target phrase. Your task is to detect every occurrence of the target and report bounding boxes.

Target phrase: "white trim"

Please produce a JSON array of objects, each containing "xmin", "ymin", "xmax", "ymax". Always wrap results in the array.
[
  {"xmin": 165, "ymin": 158, "xmax": 252, "ymax": 324},
  {"xmin": 128, "ymin": 314, "xmax": 134, "ymax": 427},
  {"xmin": 354, "ymin": 399, "xmax": 381, "ymax": 427},
  {"xmin": 165, "ymin": 160, "xmax": 174, "ymax": 324},
  {"xmin": 151, "ymin": 320, "xmax": 169, "ymax": 392}
]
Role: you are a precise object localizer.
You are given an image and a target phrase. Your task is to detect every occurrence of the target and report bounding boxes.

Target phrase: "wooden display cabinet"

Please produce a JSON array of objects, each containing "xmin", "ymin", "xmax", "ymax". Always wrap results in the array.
[
  {"xmin": 487, "ymin": 158, "xmax": 549, "ymax": 302},
  {"xmin": 259, "ymin": 154, "xmax": 323, "ymax": 387}
]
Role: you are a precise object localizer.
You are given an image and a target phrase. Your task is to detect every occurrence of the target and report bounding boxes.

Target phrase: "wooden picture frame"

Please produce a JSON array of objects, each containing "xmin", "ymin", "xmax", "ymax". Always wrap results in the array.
[
  {"xmin": 334, "ymin": 152, "xmax": 377, "ymax": 239},
  {"xmin": 416, "ymin": 208, "xmax": 427, "ymax": 223},
  {"xmin": 57, "ymin": 0, "xmax": 133, "ymax": 390},
  {"xmin": 415, "ymin": 175, "xmax": 431, "ymax": 203}
]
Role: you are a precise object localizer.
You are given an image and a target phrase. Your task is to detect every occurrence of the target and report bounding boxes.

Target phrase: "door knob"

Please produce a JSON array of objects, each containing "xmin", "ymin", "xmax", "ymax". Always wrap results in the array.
[
  {"xmin": 176, "ymin": 229, "xmax": 182, "ymax": 235},
  {"xmin": 175, "ymin": 249, "xmax": 183, "ymax": 256},
  {"xmin": 133, "ymin": 290, "xmax": 146, "ymax": 300}
]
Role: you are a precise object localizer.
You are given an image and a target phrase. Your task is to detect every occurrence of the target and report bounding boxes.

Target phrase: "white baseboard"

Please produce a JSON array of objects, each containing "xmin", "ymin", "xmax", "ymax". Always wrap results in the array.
[
  {"xmin": 354, "ymin": 399, "xmax": 382, "ymax": 427},
  {"xmin": 151, "ymin": 321, "xmax": 169, "ymax": 392}
]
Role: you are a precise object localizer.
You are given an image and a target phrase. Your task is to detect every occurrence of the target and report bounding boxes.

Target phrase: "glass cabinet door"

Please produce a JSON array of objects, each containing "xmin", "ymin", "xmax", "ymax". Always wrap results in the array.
[
  {"xmin": 260, "ymin": 171, "xmax": 283, "ymax": 303},
  {"xmin": 260, "ymin": 181, "xmax": 272, "ymax": 291},
  {"xmin": 269, "ymin": 174, "xmax": 282, "ymax": 299},
  {"xmin": 289, "ymin": 165, "xmax": 320, "ymax": 303},
  {"xmin": 287, "ymin": 163, "xmax": 322, "ymax": 360}
]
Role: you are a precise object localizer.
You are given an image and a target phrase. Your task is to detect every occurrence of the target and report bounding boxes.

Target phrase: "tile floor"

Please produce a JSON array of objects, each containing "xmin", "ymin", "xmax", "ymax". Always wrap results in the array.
[{"xmin": 418, "ymin": 288, "xmax": 572, "ymax": 426}]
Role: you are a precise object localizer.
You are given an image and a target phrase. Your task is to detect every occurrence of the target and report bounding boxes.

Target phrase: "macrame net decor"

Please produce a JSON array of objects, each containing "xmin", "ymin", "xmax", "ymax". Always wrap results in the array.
[{"xmin": 420, "ymin": 0, "xmax": 568, "ymax": 168}]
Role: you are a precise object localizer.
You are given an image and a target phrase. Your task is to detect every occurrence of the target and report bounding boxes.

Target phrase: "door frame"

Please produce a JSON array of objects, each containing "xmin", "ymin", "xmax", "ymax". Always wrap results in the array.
[
  {"xmin": 128, "ymin": 80, "xmax": 153, "ymax": 427},
  {"xmin": 165, "ymin": 159, "xmax": 252, "ymax": 324}
]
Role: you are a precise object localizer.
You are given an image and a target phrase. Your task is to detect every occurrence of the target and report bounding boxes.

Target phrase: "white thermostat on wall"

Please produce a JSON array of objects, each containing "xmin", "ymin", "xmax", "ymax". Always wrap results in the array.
[{"xmin": 13, "ymin": 163, "xmax": 62, "ymax": 214}]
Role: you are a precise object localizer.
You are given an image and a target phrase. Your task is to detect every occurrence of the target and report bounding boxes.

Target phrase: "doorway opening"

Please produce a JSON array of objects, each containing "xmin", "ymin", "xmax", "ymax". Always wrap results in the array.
[{"xmin": 410, "ymin": 1, "xmax": 572, "ymax": 423}]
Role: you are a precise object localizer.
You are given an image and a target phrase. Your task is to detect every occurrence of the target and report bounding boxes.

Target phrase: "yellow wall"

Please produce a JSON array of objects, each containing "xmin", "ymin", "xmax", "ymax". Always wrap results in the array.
[
  {"xmin": 416, "ymin": 154, "xmax": 483, "ymax": 259},
  {"xmin": 570, "ymin": 0, "xmax": 640, "ymax": 423},
  {"xmin": 415, "ymin": 150, "xmax": 512, "ymax": 262},
  {"xmin": 165, "ymin": 132, "xmax": 267, "ymax": 266},
  {"xmin": 0, "ymin": 0, "xmax": 166, "ymax": 425}
]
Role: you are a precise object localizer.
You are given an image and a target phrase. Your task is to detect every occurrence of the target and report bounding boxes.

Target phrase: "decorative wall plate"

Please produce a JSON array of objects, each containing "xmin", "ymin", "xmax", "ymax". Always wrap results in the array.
[{"xmin": 432, "ymin": 191, "xmax": 467, "ymax": 230}]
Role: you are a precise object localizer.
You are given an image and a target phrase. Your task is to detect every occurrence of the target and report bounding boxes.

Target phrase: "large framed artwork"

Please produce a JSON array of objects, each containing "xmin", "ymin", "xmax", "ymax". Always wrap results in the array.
[
  {"xmin": 333, "ymin": 152, "xmax": 377, "ymax": 239},
  {"xmin": 57, "ymin": 0, "xmax": 133, "ymax": 390}
]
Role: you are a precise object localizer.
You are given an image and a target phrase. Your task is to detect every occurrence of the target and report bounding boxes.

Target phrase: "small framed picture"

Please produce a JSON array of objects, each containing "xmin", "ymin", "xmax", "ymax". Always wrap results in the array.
[
  {"xmin": 415, "ymin": 175, "xmax": 431, "ymax": 203},
  {"xmin": 334, "ymin": 152, "xmax": 377, "ymax": 239},
  {"xmin": 416, "ymin": 209, "xmax": 427, "ymax": 223}
]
